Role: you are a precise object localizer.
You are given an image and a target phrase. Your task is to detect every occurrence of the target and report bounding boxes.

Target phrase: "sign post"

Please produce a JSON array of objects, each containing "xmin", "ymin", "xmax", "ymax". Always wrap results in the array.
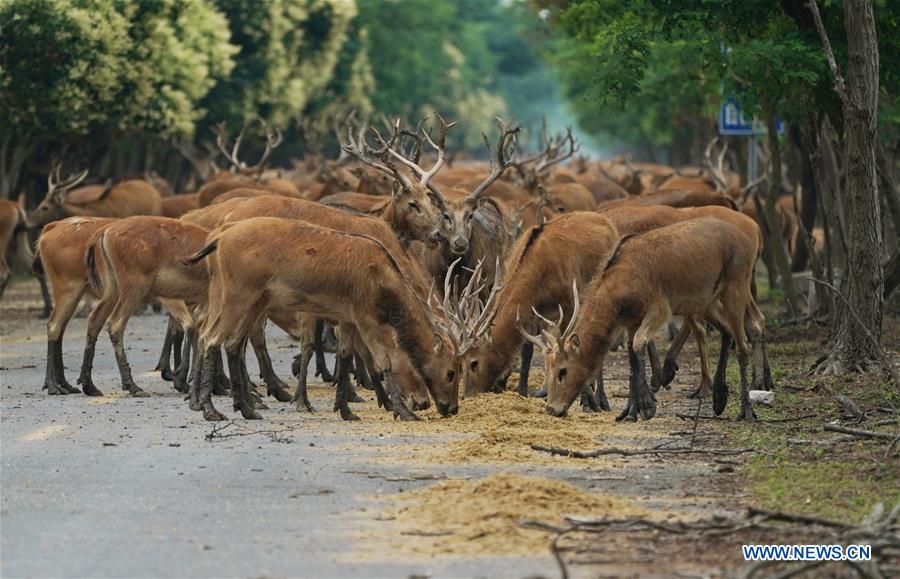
[{"xmin": 718, "ymin": 97, "xmax": 783, "ymax": 193}]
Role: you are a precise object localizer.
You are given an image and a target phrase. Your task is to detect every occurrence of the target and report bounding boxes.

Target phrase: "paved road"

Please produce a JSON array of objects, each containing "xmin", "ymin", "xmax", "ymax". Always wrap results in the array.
[{"xmin": 1, "ymin": 288, "xmax": 558, "ymax": 578}]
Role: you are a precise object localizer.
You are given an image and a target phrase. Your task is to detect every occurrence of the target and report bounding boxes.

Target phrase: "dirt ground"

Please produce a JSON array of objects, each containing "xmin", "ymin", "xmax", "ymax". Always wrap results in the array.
[{"xmin": 2, "ymin": 277, "xmax": 898, "ymax": 578}]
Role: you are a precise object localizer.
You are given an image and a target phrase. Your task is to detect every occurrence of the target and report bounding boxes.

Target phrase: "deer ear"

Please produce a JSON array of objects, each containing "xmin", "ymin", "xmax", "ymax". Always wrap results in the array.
[
  {"xmin": 566, "ymin": 334, "xmax": 581, "ymax": 355},
  {"xmin": 433, "ymin": 334, "xmax": 444, "ymax": 353}
]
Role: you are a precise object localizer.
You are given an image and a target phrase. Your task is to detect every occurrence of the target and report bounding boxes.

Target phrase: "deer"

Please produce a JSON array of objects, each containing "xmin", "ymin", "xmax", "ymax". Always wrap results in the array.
[
  {"xmin": 197, "ymin": 121, "xmax": 297, "ymax": 206},
  {"xmin": 160, "ymin": 193, "xmax": 200, "ymax": 218},
  {"xmin": 25, "ymin": 163, "xmax": 162, "ymax": 230},
  {"xmin": 187, "ymin": 217, "xmax": 498, "ymax": 421},
  {"xmin": 531, "ymin": 218, "xmax": 766, "ymax": 421},
  {"xmin": 0, "ymin": 197, "xmax": 31, "ymax": 298},
  {"xmin": 179, "ymin": 193, "xmax": 449, "ymax": 411},
  {"xmin": 460, "ymin": 211, "xmax": 620, "ymax": 409},
  {"xmin": 77, "ymin": 216, "xmax": 213, "ymax": 397},
  {"xmin": 33, "ymin": 216, "xmax": 116, "ymax": 395},
  {"xmin": 597, "ymin": 204, "xmax": 773, "ymax": 399},
  {"xmin": 595, "ymin": 188, "xmax": 739, "ymax": 212}
]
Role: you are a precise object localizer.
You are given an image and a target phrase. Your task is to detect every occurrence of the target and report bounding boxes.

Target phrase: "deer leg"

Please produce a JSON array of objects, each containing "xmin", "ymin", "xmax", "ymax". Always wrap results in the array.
[
  {"xmin": 333, "ymin": 354, "xmax": 359, "ymax": 421},
  {"xmin": 371, "ymin": 371, "xmax": 393, "ymax": 411},
  {"xmin": 108, "ymin": 325, "xmax": 148, "ymax": 398},
  {"xmin": 38, "ymin": 272, "xmax": 52, "ymax": 319},
  {"xmin": 685, "ymin": 318, "xmax": 712, "ymax": 399},
  {"xmin": 736, "ymin": 343, "xmax": 756, "ymax": 421},
  {"xmin": 751, "ymin": 325, "xmax": 775, "ymax": 392},
  {"xmin": 154, "ymin": 317, "xmax": 175, "ymax": 381},
  {"xmin": 354, "ymin": 352, "xmax": 373, "ymax": 390},
  {"xmin": 594, "ymin": 367, "xmax": 611, "ymax": 411},
  {"xmin": 212, "ymin": 348, "xmax": 231, "ymax": 396},
  {"xmin": 313, "ymin": 320, "xmax": 335, "ymax": 383},
  {"xmin": 76, "ymin": 289, "xmax": 117, "ymax": 397},
  {"xmin": 580, "ymin": 382, "xmax": 600, "ymax": 412},
  {"xmin": 617, "ymin": 330, "xmax": 659, "ymax": 422},
  {"xmin": 197, "ymin": 347, "xmax": 226, "ymax": 421},
  {"xmin": 384, "ymin": 369, "xmax": 418, "ymax": 421},
  {"xmin": 516, "ymin": 342, "xmax": 534, "ymax": 397},
  {"xmin": 239, "ymin": 351, "xmax": 268, "ymax": 410},
  {"xmin": 226, "ymin": 340, "xmax": 262, "ymax": 420},
  {"xmin": 711, "ymin": 331, "xmax": 732, "ymax": 416},
  {"xmin": 291, "ymin": 343, "xmax": 316, "ymax": 413},
  {"xmin": 249, "ymin": 321, "xmax": 292, "ymax": 402},
  {"xmin": 172, "ymin": 328, "xmax": 193, "ymax": 394},
  {"xmin": 647, "ymin": 340, "xmax": 663, "ymax": 393},
  {"xmin": 660, "ymin": 321, "xmax": 691, "ymax": 391},
  {"xmin": 43, "ymin": 283, "xmax": 83, "ymax": 395}
]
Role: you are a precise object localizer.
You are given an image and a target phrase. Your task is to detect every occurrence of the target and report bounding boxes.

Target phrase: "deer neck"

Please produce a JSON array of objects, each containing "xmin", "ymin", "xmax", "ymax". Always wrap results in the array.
[{"xmin": 376, "ymin": 199, "xmax": 410, "ymax": 246}]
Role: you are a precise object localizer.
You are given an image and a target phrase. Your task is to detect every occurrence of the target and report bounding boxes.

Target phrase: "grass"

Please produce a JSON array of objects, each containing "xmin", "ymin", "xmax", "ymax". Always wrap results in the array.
[{"xmin": 717, "ymin": 308, "xmax": 900, "ymax": 523}]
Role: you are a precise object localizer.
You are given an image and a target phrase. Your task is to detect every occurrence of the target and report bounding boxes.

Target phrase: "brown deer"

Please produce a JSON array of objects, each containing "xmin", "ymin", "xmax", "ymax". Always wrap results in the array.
[
  {"xmin": 595, "ymin": 188, "xmax": 739, "ymax": 212},
  {"xmin": 460, "ymin": 212, "xmax": 620, "ymax": 405},
  {"xmin": 189, "ymin": 217, "xmax": 497, "ymax": 421},
  {"xmin": 597, "ymin": 204, "xmax": 773, "ymax": 398},
  {"xmin": 78, "ymin": 216, "xmax": 212, "ymax": 397},
  {"xmin": 0, "ymin": 197, "xmax": 30, "ymax": 297},
  {"xmin": 533, "ymin": 218, "xmax": 765, "ymax": 421},
  {"xmin": 25, "ymin": 163, "xmax": 162, "ymax": 229},
  {"xmin": 33, "ymin": 217, "xmax": 115, "ymax": 395},
  {"xmin": 197, "ymin": 121, "xmax": 297, "ymax": 206},
  {"xmin": 161, "ymin": 193, "xmax": 200, "ymax": 218}
]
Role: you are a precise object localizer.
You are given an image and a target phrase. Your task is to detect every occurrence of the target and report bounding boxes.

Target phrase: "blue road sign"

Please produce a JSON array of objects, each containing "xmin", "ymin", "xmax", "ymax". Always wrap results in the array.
[{"xmin": 719, "ymin": 97, "xmax": 783, "ymax": 136}]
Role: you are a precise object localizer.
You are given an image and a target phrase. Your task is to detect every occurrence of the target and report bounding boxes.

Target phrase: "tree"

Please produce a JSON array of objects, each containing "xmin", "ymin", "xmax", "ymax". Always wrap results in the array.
[{"xmin": 808, "ymin": 0, "xmax": 883, "ymax": 373}]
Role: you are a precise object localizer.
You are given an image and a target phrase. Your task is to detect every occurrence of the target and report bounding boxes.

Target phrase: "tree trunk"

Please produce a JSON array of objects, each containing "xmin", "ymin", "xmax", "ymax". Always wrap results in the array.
[
  {"xmin": 791, "ymin": 121, "xmax": 820, "ymax": 271},
  {"xmin": 812, "ymin": 0, "xmax": 883, "ymax": 372}
]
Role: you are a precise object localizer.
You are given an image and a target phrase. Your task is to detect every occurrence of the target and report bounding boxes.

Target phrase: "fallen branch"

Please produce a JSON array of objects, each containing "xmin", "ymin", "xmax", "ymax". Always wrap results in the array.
[
  {"xmin": 205, "ymin": 420, "xmax": 300, "ymax": 443},
  {"xmin": 823, "ymin": 423, "xmax": 897, "ymax": 441},
  {"xmin": 747, "ymin": 507, "xmax": 851, "ymax": 529},
  {"xmin": 835, "ymin": 394, "xmax": 866, "ymax": 422},
  {"xmin": 530, "ymin": 444, "xmax": 757, "ymax": 459}
]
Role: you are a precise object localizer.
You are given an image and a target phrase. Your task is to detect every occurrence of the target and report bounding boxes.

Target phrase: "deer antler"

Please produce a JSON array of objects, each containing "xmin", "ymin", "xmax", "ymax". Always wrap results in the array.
[
  {"xmin": 340, "ymin": 117, "xmax": 414, "ymax": 192},
  {"xmin": 516, "ymin": 280, "xmax": 580, "ymax": 353},
  {"xmin": 703, "ymin": 138, "xmax": 731, "ymax": 193},
  {"xmin": 47, "ymin": 160, "xmax": 88, "ymax": 198},
  {"xmin": 465, "ymin": 118, "xmax": 521, "ymax": 205},
  {"xmin": 379, "ymin": 113, "xmax": 456, "ymax": 203},
  {"xmin": 535, "ymin": 127, "xmax": 578, "ymax": 175},
  {"xmin": 216, "ymin": 119, "xmax": 282, "ymax": 178}
]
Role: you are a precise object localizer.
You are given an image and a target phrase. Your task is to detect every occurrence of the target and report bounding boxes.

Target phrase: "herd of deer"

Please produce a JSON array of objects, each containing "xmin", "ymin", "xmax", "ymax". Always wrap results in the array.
[{"xmin": 0, "ymin": 115, "xmax": 802, "ymax": 423}]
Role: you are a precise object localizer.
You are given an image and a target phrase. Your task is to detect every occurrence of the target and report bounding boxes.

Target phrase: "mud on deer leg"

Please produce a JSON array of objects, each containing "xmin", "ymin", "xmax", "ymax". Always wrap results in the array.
[
  {"xmin": 371, "ymin": 372, "xmax": 393, "ymax": 411},
  {"xmin": 594, "ymin": 368, "xmax": 611, "ymax": 411},
  {"xmin": 238, "ymin": 352, "xmax": 267, "ymax": 410},
  {"xmin": 109, "ymin": 327, "xmax": 148, "ymax": 397},
  {"xmin": 313, "ymin": 320, "xmax": 334, "ymax": 383},
  {"xmin": 197, "ymin": 347, "xmax": 225, "ymax": 420},
  {"xmin": 226, "ymin": 346, "xmax": 262, "ymax": 420},
  {"xmin": 172, "ymin": 329, "xmax": 193, "ymax": 394},
  {"xmin": 42, "ymin": 340, "xmax": 78, "ymax": 396},
  {"xmin": 737, "ymin": 350, "xmax": 756, "ymax": 421},
  {"xmin": 333, "ymin": 355, "xmax": 359, "ymax": 421},
  {"xmin": 54, "ymin": 339, "xmax": 79, "ymax": 393},
  {"xmin": 647, "ymin": 340, "xmax": 663, "ymax": 393},
  {"xmin": 616, "ymin": 340, "xmax": 657, "ymax": 422},
  {"xmin": 211, "ymin": 348, "xmax": 230, "ymax": 396},
  {"xmin": 384, "ymin": 369, "xmax": 417, "ymax": 422},
  {"xmin": 155, "ymin": 318, "xmax": 175, "ymax": 381},
  {"xmin": 291, "ymin": 345, "xmax": 315, "ymax": 413},
  {"xmin": 580, "ymin": 382, "xmax": 599, "ymax": 413},
  {"xmin": 661, "ymin": 323, "xmax": 690, "ymax": 390},
  {"xmin": 250, "ymin": 329, "xmax": 292, "ymax": 402},
  {"xmin": 712, "ymin": 333, "xmax": 732, "ymax": 416},
  {"xmin": 38, "ymin": 274, "xmax": 52, "ymax": 319},
  {"xmin": 752, "ymin": 328, "xmax": 775, "ymax": 392},
  {"xmin": 77, "ymin": 335, "xmax": 103, "ymax": 396},
  {"xmin": 354, "ymin": 353, "xmax": 373, "ymax": 390},
  {"xmin": 516, "ymin": 342, "xmax": 534, "ymax": 397}
]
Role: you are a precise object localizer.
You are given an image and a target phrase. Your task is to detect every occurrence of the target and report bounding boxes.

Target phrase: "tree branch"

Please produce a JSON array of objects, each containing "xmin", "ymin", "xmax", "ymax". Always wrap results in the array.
[{"xmin": 806, "ymin": 0, "xmax": 848, "ymax": 104}]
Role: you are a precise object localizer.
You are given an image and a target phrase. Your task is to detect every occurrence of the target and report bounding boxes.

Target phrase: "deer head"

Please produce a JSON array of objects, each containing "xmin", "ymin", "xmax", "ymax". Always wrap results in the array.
[
  {"xmin": 341, "ymin": 113, "xmax": 456, "ymax": 245},
  {"xmin": 512, "ymin": 125, "xmax": 579, "ymax": 193},
  {"xmin": 26, "ymin": 161, "xmax": 89, "ymax": 228}
]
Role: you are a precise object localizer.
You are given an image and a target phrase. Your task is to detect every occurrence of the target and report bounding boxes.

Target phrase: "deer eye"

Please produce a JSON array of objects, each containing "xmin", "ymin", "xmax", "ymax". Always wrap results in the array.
[
  {"xmin": 470, "ymin": 360, "xmax": 479, "ymax": 371},
  {"xmin": 409, "ymin": 201, "xmax": 422, "ymax": 213},
  {"xmin": 443, "ymin": 213, "xmax": 452, "ymax": 225},
  {"xmin": 557, "ymin": 368, "xmax": 568, "ymax": 381},
  {"xmin": 465, "ymin": 212, "xmax": 474, "ymax": 222},
  {"xmin": 447, "ymin": 370, "xmax": 455, "ymax": 382}
]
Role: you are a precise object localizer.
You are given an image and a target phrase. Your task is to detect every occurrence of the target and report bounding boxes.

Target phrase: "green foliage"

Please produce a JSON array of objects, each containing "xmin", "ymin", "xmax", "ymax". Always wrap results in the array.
[{"xmin": 539, "ymin": 0, "xmax": 899, "ymax": 156}]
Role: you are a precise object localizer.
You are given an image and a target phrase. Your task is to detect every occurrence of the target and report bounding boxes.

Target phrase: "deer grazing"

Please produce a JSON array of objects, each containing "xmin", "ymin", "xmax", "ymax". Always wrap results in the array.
[
  {"xmin": 25, "ymin": 163, "xmax": 162, "ymax": 230},
  {"xmin": 188, "ymin": 217, "xmax": 498, "ymax": 421},
  {"xmin": 533, "ymin": 218, "xmax": 765, "ymax": 421},
  {"xmin": 460, "ymin": 211, "xmax": 620, "ymax": 406},
  {"xmin": 0, "ymin": 197, "xmax": 30, "ymax": 297}
]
